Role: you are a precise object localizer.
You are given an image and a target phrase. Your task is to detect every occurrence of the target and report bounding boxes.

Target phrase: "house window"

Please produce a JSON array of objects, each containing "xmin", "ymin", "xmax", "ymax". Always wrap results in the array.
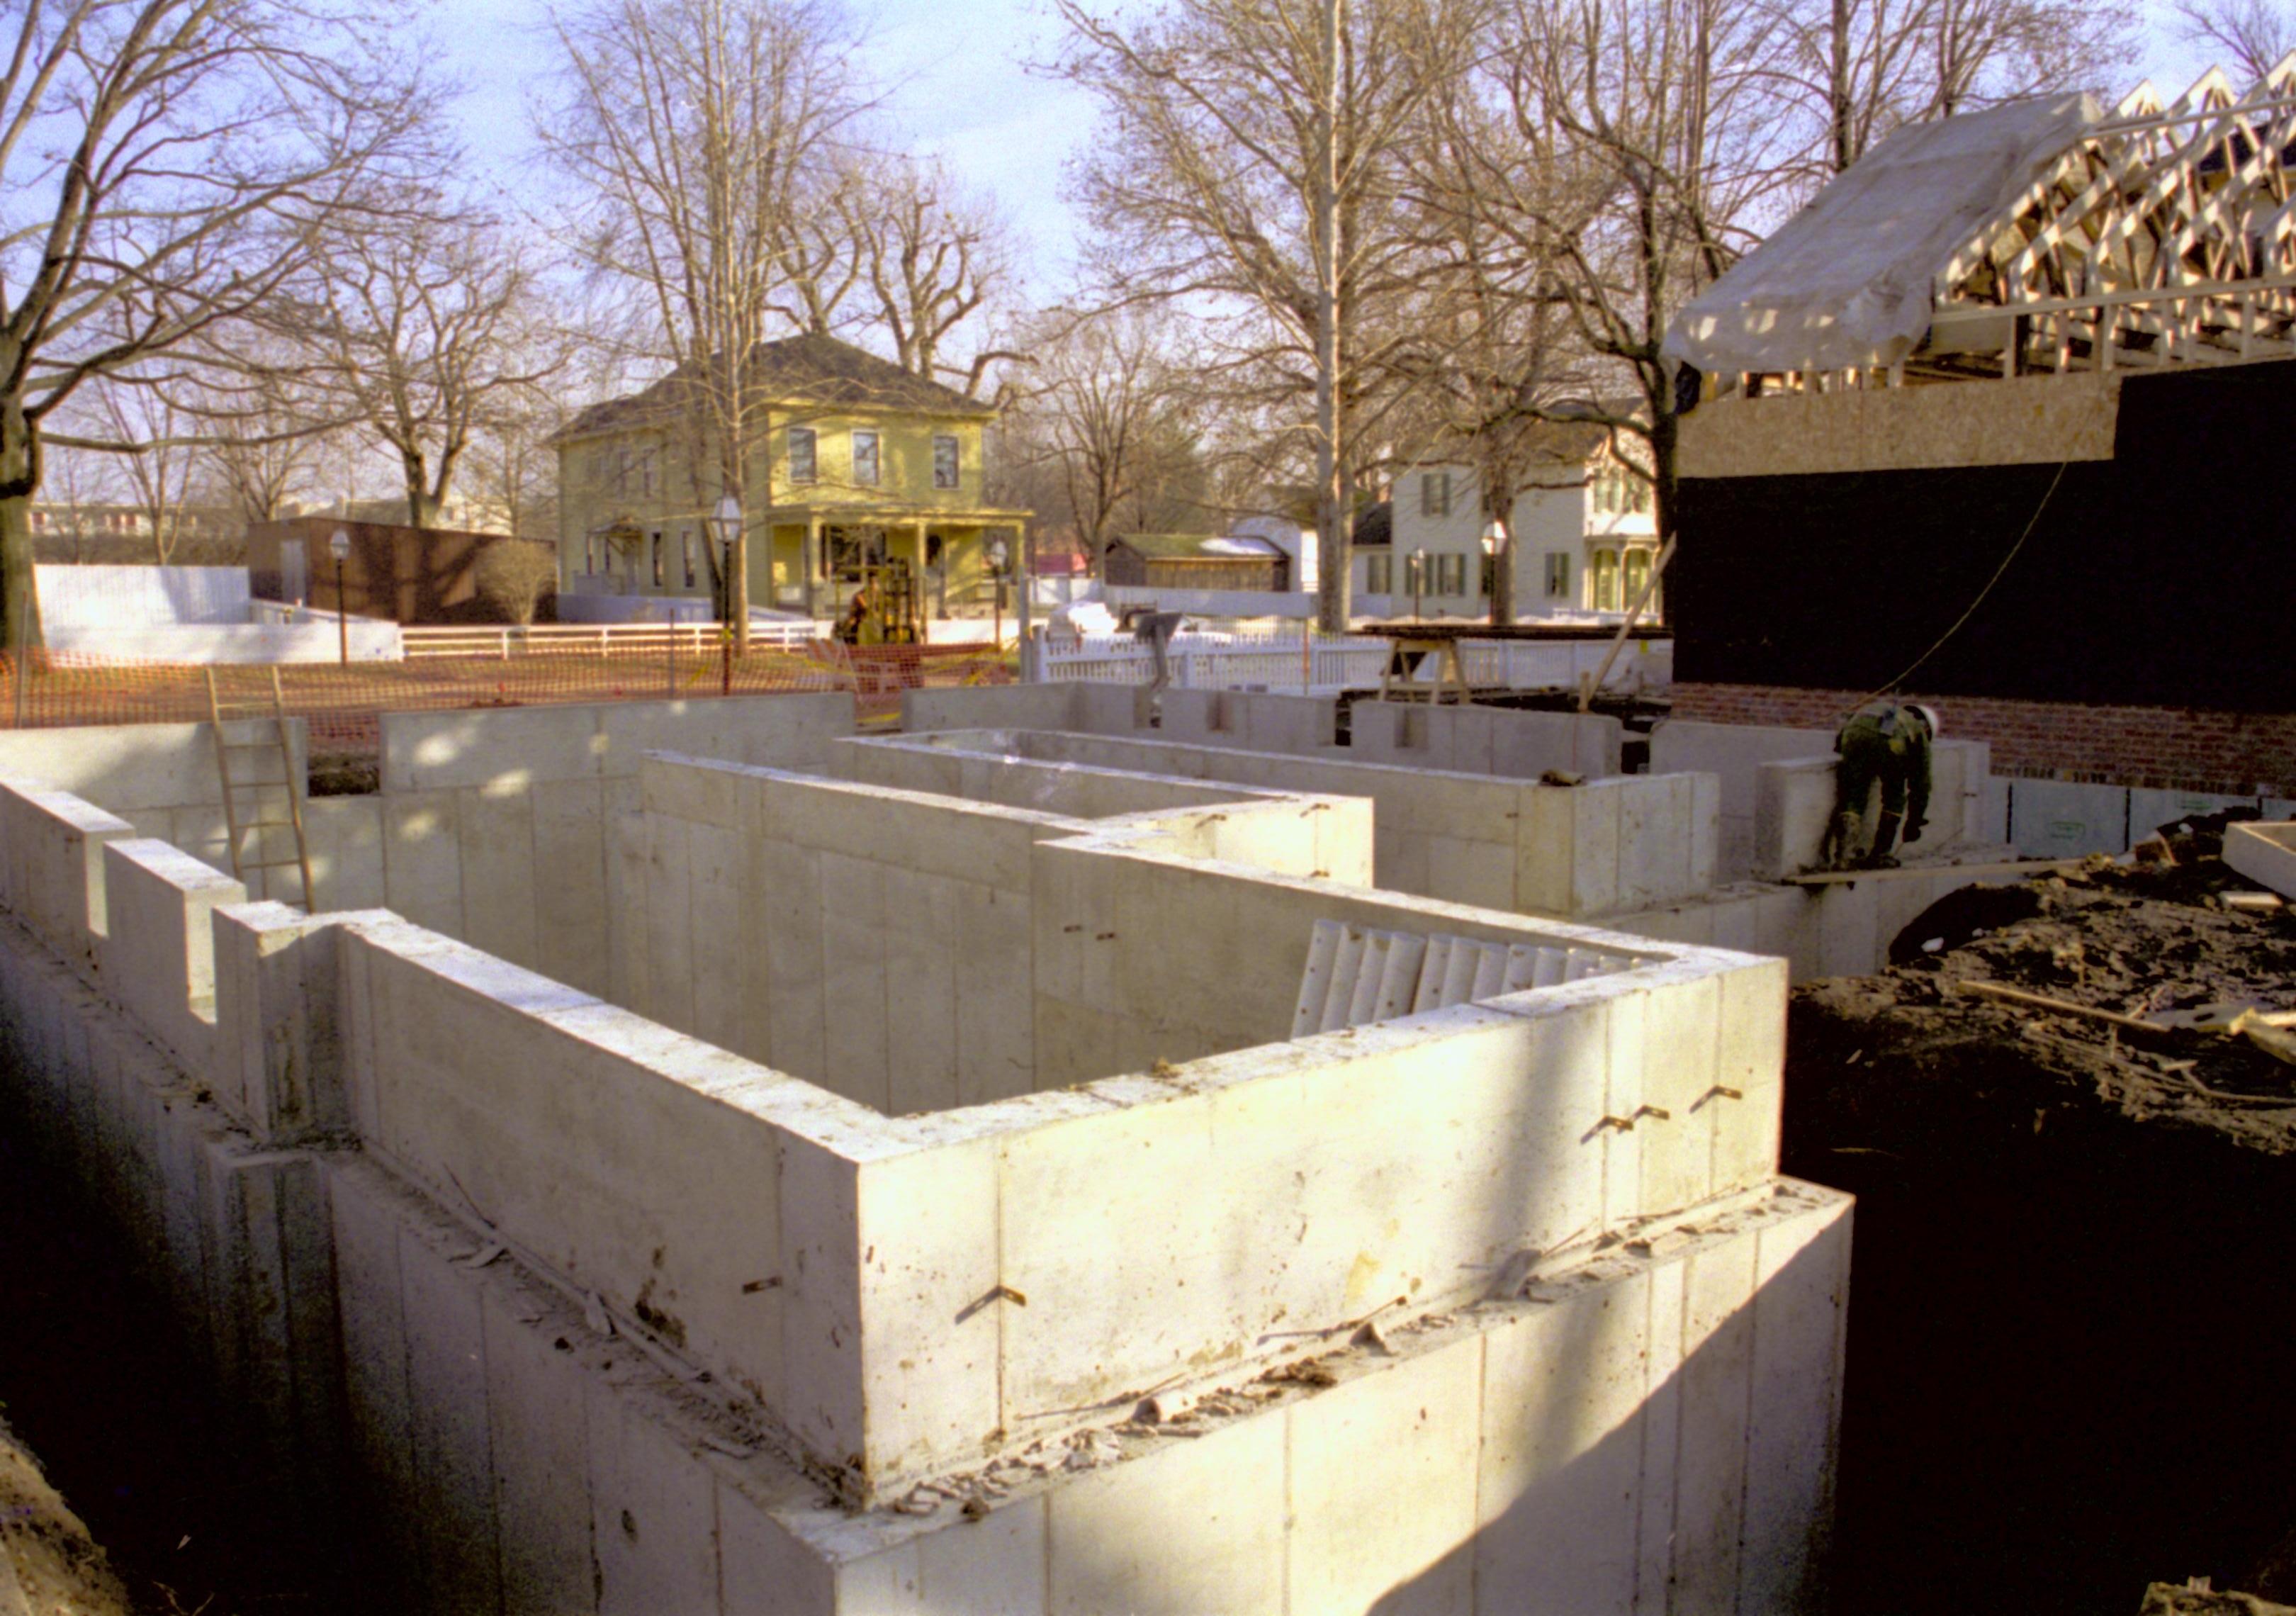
[
  {"xmin": 828, "ymin": 524, "xmax": 888, "ymax": 583},
  {"xmin": 640, "ymin": 450, "xmax": 655, "ymax": 498},
  {"xmin": 682, "ymin": 529, "xmax": 695, "ymax": 589},
  {"xmin": 1544, "ymin": 551, "xmax": 1570, "ymax": 600},
  {"xmin": 617, "ymin": 448, "xmax": 634, "ymax": 495},
  {"xmin": 1592, "ymin": 548, "xmax": 1620, "ymax": 611},
  {"xmin": 1420, "ymin": 471, "xmax": 1451, "ymax": 517},
  {"xmin": 852, "ymin": 430, "xmax": 880, "ymax": 486},
  {"xmin": 585, "ymin": 534, "xmax": 596, "ymax": 575},
  {"xmin": 789, "ymin": 426, "xmax": 817, "ymax": 483},
  {"xmin": 1365, "ymin": 553, "xmax": 1392, "ymax": 594},
  {"xmin": 1623, "ymin": 547, "xmax": 1652, "ymax": 609},
  {"xmin": 651, "ymin": 531, "xmax": 664, "ymax": 587},
  {"xmin": 1434, "ymin": 554, "xmax": 1467, "ymax": 595},
  {"xmin": 933, "ymin": 434, "xmax": 960, "ymax": 490}
]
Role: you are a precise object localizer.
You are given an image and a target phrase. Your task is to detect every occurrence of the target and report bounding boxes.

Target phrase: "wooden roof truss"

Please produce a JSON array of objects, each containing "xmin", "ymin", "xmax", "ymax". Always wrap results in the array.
[{"xmin": 1920, "ymin": 55, "xmax": 2296, "ymax": 379}]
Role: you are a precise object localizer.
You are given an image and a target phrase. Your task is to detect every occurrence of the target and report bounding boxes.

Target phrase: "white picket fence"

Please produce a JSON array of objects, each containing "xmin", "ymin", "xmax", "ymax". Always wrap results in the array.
[
  {"xmin": 1037, "ymin": 631, "xmax": 1671, "ymax": 695},
  {"xmin": 398, "ymin": 620, "xmax": 827, "ymax": 660}
]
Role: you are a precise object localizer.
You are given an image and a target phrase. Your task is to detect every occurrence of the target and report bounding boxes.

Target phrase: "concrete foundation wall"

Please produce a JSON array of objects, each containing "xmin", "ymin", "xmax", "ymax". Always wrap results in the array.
[
  {"xmin": 913, "ymin": 727, "xmax": 1717, "ymax": 921},
  {"xmin": 1347, "ymin": 698, "xmax": 1626, "ymax": 780},
  {"xmin": 0, "ymin": 711, "xmax": 1851, "ymax": 1612},
  {"xmin": 300, "ymin": 694, "xmax": 858, "ymax": 996},
  {"xmin": 906, "ymin": 683, "xmax": 1626, "ymax": 782},
  {"xmin": 624, "ymin": 751, "xmax": 1375, "ymax": 1110},
  {"xmin": 1653, "ymin": 717, "xmax": 2006, "ymax": 879},
  {"xmin": 620, "ymin": 755, "xmax": 1081, "ymax": 1111},
  {"xmin": 0, "ymin": 719, "xmax": 310, "ymax": 899}
]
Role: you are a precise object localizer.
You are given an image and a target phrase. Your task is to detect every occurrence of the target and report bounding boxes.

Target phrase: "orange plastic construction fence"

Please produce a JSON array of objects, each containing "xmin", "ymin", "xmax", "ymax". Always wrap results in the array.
[{"xmin": 0, "ymin": 639, "xmax": 1015, "ymax": 757}]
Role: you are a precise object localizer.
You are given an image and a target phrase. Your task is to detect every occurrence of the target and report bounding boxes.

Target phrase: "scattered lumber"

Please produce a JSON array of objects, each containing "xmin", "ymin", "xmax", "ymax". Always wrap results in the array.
[
  {"xmin": 1781, "ymin": 858, "xmax": 2091, "ymax": 887},
  {"xmin": 1951, "ymin": 980, "xmax": 2167, "ymax": 1033}
]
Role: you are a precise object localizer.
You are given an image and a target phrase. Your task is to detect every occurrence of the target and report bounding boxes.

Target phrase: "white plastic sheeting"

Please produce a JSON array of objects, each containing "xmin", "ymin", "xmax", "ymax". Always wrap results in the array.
[
  {"xmin": 35, "ymin": 563, "xmax": 252, "ymax": 629},
  {"xmin": 1664, "ymin": 93, "xmax": 2101, "ymax": 375}
]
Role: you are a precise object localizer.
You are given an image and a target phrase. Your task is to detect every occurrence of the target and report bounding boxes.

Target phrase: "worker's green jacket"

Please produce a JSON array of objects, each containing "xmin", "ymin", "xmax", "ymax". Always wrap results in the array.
[{"xmin": 1834, "ymin": 709, "xmax": 1932, "ymax": 824}]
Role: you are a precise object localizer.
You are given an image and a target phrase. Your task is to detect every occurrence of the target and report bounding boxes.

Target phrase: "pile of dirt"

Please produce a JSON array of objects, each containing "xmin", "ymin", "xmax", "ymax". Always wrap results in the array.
[
  {"xmin": 306, "ymin": 751, "xmax": 379, "ymax": 797},
  {"xmin": 1786, "ymin": 853, "xmax": 2296, "ymax": 1614},
  {"xmin": 1813, "ymin": 856, "xmax": 2296, "ymax": 1155},
  {"xmin": 0, "ymin": 1414, "xmax": 133, "ymax": 1616}
]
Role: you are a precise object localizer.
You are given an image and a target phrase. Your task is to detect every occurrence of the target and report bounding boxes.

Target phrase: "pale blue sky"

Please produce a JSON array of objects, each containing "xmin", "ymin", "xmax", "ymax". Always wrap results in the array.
[
  {"xmin": 431, "ymin": 0, "xmax": 2222, "ymax": 308},
  {"xmin": 432, "ymin": 0, "xmax": 1096, "ymax": 298}
]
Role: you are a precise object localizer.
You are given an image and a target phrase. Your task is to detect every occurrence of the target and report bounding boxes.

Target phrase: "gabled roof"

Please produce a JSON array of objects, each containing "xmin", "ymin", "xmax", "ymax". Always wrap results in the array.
[
  {"xmin": 558, "ymin": 333, "xmax": 996, "ymax": 442},
  {"xmin": 1110, "ymin": 532, "xmax": 1288, "ymax": 561}
]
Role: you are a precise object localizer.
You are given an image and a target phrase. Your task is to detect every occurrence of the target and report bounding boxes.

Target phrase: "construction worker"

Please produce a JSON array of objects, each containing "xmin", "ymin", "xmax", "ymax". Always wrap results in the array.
[
  {"xmin": 1823, "ymin": 702, "xmax": 1937, "ymax": 870},
  {"xmin": 833, "ymin": 586, "xmax": 872, "ymax": 647}
]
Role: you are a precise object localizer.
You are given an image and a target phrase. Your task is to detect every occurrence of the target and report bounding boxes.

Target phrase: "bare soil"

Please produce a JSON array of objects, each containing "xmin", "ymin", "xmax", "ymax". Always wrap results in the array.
[{"xmin": 1786, "ymin": 831, "xmax": 2296, "ymax": 1613}]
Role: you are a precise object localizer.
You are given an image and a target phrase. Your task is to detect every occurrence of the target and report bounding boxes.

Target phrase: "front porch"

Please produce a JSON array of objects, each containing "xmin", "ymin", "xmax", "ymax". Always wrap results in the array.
[{"xmin": 755, "ymin": 503, "xmax": 1032, "ymax": 622}]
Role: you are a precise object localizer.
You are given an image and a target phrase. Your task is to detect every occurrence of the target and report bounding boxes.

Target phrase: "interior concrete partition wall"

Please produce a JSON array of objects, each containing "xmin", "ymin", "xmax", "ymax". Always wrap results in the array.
[
  {"xmin": 899, "ymin": 680, "xmax": 1629, "ymax": 782},
  {"xmin": 619, "ymin": 749, "xmax": 1375, "ymax": 1111},
  {"xmin": 904, "ymin": 726, "xmax": 1718, "ymax": 922},
  {"xmin": 298, "ymin": 692, "xmax": 857, "ymax": 996},
  {"xmin": 0, "ymin": 719, "xmax": 310, "ymax": 900},
  {"xmin": 337, "ymin": 860, "xmax": 1789, "ymax": 1496},
  {"xmin": 1345, "ymin": 697, "xmax": 1626, "ymax": 781}
]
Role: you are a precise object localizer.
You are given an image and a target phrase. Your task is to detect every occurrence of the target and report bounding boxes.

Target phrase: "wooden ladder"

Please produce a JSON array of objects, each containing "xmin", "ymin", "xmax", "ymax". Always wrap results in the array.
[{"xmin": 204, "ymin": 667, "xmax": 313, "ymax": 907}]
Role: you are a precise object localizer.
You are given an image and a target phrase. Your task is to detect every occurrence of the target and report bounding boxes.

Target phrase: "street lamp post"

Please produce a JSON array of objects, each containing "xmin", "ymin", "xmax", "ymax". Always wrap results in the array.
[
  {"xmin": 986, "ymin": 534, "xmax": 1011, "ymax": 648},
  {"xmin": 1408, "ymin": 546, "xmax": 1426, "ymax": 621},
  {"xmin": 709, "ymin": 494, "xmax": 742, "ymax": 695},
  {"xmin": 328, "ymin": 528, "xmax": 351, "ymax": 666},
  {"xmin": 1480, "ymin": 517, "xmax": 1509, "ymax": 628}
]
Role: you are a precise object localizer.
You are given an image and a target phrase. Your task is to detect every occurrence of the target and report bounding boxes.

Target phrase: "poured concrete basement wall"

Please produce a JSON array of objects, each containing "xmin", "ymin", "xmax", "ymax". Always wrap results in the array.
[
  {"xmin": 902, "ymin": 681, "xmax": 1630, "ymax": 780},
  {"xmin": 892, "ymin": 727, "xmax": 1717, "ymax": 921},
  {"xmin": 297, "ymin": 693, "xmax": 855, "ymax": 994},
  {"xmin": 0, "ymin": 714, "xmax": 1850, "ymax": 1614},
  {"xmin": 0, "ymin": 719, "xmax": 310, "ymax": 900}
]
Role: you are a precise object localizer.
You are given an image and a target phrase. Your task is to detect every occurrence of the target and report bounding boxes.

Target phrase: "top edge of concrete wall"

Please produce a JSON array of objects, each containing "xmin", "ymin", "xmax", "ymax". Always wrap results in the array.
[
  {"xmin": 0, "ymin": 719, "xmax": 309, "ymax": 814},
  {"xmin": 381, "ymin": 692, "xmax": 857, "ymax": 794}
]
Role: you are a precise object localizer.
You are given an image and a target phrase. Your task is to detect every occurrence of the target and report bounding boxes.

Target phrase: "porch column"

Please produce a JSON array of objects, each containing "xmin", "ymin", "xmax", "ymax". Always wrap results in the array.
[{"xmin": 802, "ymin": 516, "xmax": 818, "ymax": 620}]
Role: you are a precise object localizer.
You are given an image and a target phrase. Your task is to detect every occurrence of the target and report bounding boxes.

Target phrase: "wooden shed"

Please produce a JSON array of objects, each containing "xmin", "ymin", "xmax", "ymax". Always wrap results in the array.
[
  {"xmin": 1102, "ymin": 533, "xmax": 1288, "ymax": 593},
  {"xmin": 244, "ymin": 517, "xmax": 556, "ymax": 624}
]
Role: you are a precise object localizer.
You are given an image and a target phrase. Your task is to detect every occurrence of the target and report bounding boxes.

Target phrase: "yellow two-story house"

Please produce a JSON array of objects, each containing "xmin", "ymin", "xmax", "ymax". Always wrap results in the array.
[{"xmin": 555, "ymin": 333, "xmax": 1030, "ymax": 623}]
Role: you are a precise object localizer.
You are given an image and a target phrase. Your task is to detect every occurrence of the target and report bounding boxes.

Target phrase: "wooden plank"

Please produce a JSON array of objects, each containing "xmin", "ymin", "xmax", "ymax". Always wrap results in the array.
[
  {"xmin": 1952, "ymin": 980, "xmax": 2164, "ymax": 1033},
  {"xmin": 1779, "ymin": 858, "xmax": 2091, "ymax": 887}
]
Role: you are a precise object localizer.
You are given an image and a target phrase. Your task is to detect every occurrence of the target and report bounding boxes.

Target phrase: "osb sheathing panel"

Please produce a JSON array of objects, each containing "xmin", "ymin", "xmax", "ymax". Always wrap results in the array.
[{"xmin": 1679, "ymin": 371, "xmax": 2122, "ymax": 478}]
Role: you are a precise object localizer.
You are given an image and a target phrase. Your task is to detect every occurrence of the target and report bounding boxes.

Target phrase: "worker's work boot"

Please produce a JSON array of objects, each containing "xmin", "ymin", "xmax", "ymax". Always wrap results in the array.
[
  {"xmin": 1863, "ymin": 809, "xmax": 1904, "ymax": 870},
  {"xmin": 1824, "ymin": 809, "xmax": 1862, "ymax": 870}
]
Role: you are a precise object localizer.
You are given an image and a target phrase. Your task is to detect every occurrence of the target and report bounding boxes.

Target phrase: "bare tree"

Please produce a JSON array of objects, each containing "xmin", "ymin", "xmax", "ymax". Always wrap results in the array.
[
  {"xmin": 2170, "ymin": 0, "xmax": 2294, "ymax": 82},
  {"xmin": 847, "ymin": 159, "xmax": 1025, "ymax": 396},
  {"xmin": 1006, "ymin": 307, "xmax": 1208, "ymax": 567},
  {"xmin": 1050, "ymin": 0, "xmax": 1495, "ymax": 632},
  {"xmin": 1774, "ymin": 0, "xmax": 2136, "ymax": 176},
  {"xmin": 463, "ymin": 390, "xmax": 570, "ymax": 542},
  {"xmin": 93, "ymin": 381, "xmax": 208, "ymax": 563},
  {"xmin": 194, "ymin": 337, "xmax": 341, "ymax": 524},
  {"xmin": 300, "ymin": 211, "xmax": 564, "ymax": 530},
  {"xmin": 474, "ymin": 541, "xmax": 560, "ymax": 624},
  {"xmin": 0, "ymin": 0, "xmax": 436, "ymax": 648},
  {"xmin": 541, "ymin": 0, "xmax": 872, "ymax": 648},
  {"xmin": 1434, "ymin": 0, "xmax": 1798, "ymax": 586}
]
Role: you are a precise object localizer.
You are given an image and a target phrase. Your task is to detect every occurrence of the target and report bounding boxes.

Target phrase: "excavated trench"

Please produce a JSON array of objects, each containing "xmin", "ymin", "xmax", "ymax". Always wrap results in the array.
[
  {"xmin": 1786, "ymin": 841, "xmax": 2296, "ymax": 1613},
  {"xmin": 0, "ymin": 1128, "xmax": 383, "ymax": 1615}
]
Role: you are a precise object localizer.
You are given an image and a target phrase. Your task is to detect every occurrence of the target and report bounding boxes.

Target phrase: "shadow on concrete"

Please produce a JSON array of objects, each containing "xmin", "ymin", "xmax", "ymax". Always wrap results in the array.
[
  {"xmin": 0, "ymin": 1127, "xmax": 386, "ymax": 1615},
  {"xmin": 1356, "ymin": 1227, "xmax": 1838, "ymax": 1615}
]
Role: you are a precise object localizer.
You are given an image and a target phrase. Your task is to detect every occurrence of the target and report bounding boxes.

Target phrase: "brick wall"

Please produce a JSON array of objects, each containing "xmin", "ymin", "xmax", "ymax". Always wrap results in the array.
[{"xmin": 1671, "ymin": 683, "xmax": 2296, "ymax": 797}]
